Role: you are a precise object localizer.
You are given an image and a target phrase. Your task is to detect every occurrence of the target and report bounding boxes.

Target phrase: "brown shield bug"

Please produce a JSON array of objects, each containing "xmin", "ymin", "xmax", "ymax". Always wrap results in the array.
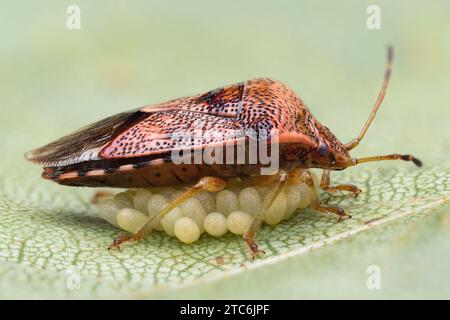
[{"xmin": 26, "ymin": 47, "xmax": 421, "ymax": 258}]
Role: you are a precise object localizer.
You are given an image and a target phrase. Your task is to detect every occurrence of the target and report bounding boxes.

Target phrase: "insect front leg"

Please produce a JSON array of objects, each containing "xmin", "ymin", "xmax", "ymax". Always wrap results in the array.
[
  {"xmin": 303, "ymin": 171, "xmax": 351, "ymax": 221},
  {"xmin": 108, "ymin": 176, "xmax": 227, "ymax": 251},
  {"xmin": 243, "ymin": 170, "xmax": 289, "ymax": 259},
  {"xmin": 319, "ymin": 170, "xmax": 361, "ymax": 198}
]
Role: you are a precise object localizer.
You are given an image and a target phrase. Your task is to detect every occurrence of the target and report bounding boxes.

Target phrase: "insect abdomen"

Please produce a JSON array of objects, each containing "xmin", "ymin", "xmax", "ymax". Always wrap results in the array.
[{"xmin": 50, "ymin": 160, "xmax": 265, "ymax": 188}]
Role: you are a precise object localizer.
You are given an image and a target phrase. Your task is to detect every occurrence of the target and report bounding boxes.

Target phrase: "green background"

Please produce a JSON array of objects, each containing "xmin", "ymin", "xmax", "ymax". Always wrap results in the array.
[{"xmin": 0, "ymin": 0, "xmax": 449, "ymax": 299}]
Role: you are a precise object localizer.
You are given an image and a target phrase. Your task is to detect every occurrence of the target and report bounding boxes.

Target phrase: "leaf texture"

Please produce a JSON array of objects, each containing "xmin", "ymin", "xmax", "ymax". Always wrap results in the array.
[{"xmin": 0, "ymin": 163, "xmax": 448, "ymax": 298}]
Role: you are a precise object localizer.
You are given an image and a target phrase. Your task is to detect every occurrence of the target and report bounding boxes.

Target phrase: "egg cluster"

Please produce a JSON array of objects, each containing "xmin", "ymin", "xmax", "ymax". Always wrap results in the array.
[{"xmin": 97, "ymin": 173, "xmax": 319, "ymax": 244}]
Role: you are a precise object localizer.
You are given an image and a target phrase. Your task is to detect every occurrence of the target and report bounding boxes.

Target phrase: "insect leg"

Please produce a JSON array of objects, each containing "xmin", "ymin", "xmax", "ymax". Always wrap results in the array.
[
  {"xmin": 108, "ymin": 176, "xmax": 227, "ymax": 251},
  {"xmin": 243, "ymin": 170, "xmax": 289, "ymax": 259},
  {"xmin": 320, "ymin": 170, "xmax": 361, "ymax": 198},
  {"xmin": 303, "ymin": 171, "xmax": 351, "ymax": 221}
]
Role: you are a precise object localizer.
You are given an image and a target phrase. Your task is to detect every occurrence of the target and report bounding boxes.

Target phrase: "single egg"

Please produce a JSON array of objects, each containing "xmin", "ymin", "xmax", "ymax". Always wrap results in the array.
[
  {"xmin": 114, "ymin": 191, "xmax": 133, "ymax": 209},
  {"xmin": 160, "ymin": 207, "xmax": 183, "ymax": 236},
  {"xmin": 98, "ymin": 199, "xmax": 121, "ymax": 227},
  {"xmin": 204, "ymin": 212, "xmax": 228, "ymax": 237},
  {"xmin": 264, "ymin": 191, "xmax": 287, "ymax": 225},
  {"xmin": 174, "ymin": 217, "xmax": 201, "ymax": 244},
  {"xmin": 133, "ymin": 189, "xmax": 152, "ymax": 214},
  {"xmin": 116, "ymin": 208, "xmax": 149, "ymax": 233},
  {"xmin": 180, "ymin": 197, "xmax": 207, "ymax": 233},
  {"xmin": 216, "ymin": 189, "xmax": 239, "ymax": 216},
  {"xmin": 195, "ymin": 191, "xmax": 216, "ymax": 213},
  {"xmin": 227, "ymin": 211, "xmax": 252, "ymax": 235},
  {"xmin": 284, "ymin": 185, "xmax": 302, "ymax": 219},
  {"xmin": 239, "ymin": 187, "xmax": 262, "ymax": 216}
]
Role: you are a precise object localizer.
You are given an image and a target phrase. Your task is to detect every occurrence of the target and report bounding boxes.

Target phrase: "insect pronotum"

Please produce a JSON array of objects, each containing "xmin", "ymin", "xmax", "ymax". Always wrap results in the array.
[{"xmin": 26, "ymin": 47, "xmax": 422, "ymax": 258}]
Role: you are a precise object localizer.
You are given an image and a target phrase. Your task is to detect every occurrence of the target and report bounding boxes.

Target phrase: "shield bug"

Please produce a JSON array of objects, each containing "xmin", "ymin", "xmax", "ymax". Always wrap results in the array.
[{"xmin": 26, "ymin": 47, "xmax": 421, "ymax": 258}]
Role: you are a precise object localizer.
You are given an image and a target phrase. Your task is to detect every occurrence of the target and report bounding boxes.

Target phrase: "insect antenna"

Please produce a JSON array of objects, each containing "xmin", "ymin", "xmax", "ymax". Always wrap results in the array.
[
  {"xmin": 345, "ymin": 46, "xmax": 393, "ymax": 151},
  {"xmin": 346, "ymin": 153, "xmax": 422, "ymax": 168}
]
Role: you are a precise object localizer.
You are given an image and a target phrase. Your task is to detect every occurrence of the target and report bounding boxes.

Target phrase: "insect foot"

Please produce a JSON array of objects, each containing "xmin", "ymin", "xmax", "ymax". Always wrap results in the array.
[
  {"xmin": 336, "ymin": 209, "xmax": 352, "ymax": 222},
  {"xmin": 351, "ymin": 186, "xmax": 362, "ymax": 198},
  {"xmin": 243, "ymin": 234, "xmax": 266, "ymax": 260},
  {"xmin": 337, "ymin": 184, "xmax": 361, "ymax": 198},
  {"xmin": 314, "ymin": 205, "xmax": 352, "ymax": 222},
  {"xmin": 108, "ymin": 233, "xmax": 138, "ymax": 252},
  {"xmin": 322, "ymin": 184, "xmax": 362, "ymax": 198}
]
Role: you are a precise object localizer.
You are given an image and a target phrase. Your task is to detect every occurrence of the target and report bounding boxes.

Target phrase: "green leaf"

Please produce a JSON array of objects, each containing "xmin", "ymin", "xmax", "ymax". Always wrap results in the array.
[
  {"xmin": 1, "ymin": 0, "xmax": 450, "ymax": 299},
  {"xmin": 0, "ymin": 163, "xmax": 449, "ymax": 298}
]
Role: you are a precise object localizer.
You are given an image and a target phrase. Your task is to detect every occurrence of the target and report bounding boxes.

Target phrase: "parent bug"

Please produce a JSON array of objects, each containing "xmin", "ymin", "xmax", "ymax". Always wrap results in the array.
[{"xmin": 26, "ymin": 47, "xmax": 421, "ymax": 258}]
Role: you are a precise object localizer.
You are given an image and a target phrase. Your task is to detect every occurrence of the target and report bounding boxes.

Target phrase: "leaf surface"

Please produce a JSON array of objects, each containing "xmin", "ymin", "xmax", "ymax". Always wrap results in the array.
[
  {"xmin": 0, "ymin": 163, "xmax": 448, "ymax": 298},
  {"xmin": 1, "ymin": 0, "xmax": 450, "ymax": 299}
]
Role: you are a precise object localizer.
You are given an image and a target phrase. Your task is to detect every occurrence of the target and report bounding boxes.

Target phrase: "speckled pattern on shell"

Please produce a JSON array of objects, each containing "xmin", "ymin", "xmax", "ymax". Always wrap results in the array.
[
  {"xmin": 102, "ymin": 78, "xmax": 319, "ymax": 159},
  {"xmin": 27, "ymin": 78, "xmax": 350, "ymax": 187}
]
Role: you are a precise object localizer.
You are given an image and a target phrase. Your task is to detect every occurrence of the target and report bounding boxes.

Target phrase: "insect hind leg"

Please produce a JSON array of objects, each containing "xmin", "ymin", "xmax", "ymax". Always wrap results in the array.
[
  {"xmin": 243, "ymin": 170, "xmax": 289, "ymax": 259},
  {"xmin": 108, "ymin": 176, "xmax": 227, "ymax": 251}
]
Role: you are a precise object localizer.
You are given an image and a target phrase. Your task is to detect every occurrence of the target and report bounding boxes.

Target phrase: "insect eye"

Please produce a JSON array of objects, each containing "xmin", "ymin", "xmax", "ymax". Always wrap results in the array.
[{"xmin": 318, "ymin": 142, "xmax": 328, "ymax": 156}]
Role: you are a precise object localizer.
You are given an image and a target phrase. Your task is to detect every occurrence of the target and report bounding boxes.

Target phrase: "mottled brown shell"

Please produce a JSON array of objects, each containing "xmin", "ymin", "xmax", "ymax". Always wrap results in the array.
[{"xmin": 26, "ymin": 78, "xmax": 348, "ymax": 187}]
